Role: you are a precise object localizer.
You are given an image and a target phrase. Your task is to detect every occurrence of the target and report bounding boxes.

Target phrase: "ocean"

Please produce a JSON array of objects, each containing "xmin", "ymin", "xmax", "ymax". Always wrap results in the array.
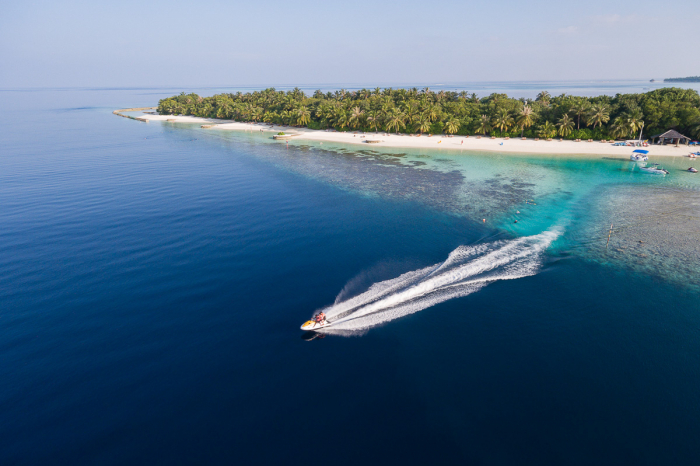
[{"xmin": 1, "ymin": 85, "xmax": 699, "ymax": 465}]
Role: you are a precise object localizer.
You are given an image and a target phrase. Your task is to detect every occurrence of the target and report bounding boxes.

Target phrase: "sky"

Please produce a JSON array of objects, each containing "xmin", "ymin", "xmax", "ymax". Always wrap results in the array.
[{"xmin": 1, "ymin": 0, "xmax": 699, "ymax": 88}]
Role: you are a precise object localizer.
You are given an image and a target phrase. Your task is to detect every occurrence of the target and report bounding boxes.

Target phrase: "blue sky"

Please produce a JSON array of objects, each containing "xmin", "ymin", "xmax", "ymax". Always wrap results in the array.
[{"xmin": 1, "ymin": 0, "xmax": 699, "ymax": 88}]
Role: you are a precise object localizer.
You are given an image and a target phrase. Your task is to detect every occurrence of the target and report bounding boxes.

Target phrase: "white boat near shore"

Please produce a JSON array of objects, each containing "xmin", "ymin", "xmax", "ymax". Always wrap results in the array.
[
  {"xmin": 630, "ymin": 149, "xmax": 649, "ymax": 161},
  {"xmin": 272, "ymin": 133, "xmax": 299, "ymax": 140},
  {"xmin": 639, "ymin": 163, "xmax": 669, "ymax": 175}
]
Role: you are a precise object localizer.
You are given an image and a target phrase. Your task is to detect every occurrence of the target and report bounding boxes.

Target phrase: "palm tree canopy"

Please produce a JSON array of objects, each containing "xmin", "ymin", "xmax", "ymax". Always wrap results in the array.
[
  {"xmin": 443, "ymin": 118, "xmax": 461, "ymax": 134},
  {"xmin": 538, "ymin": 121, "xmax": 557, "ymax": 138},
  {"xmin": 557, "ymin": 114, "xmax": 574, "ymax": 136},
  {"xmin": 587, "ymin": 105, "xmax": 611, "ymax": 128},
  {"xmin": 157, "ymin": 87, "xmax": 700, "ymax": 140},
  {"xmin": 492, "ymin": 109, "xmax": 514, "ymax": 133},
  {"xmin": 414, "ymin": 113, "xmax": 431, "ymax": 134}
]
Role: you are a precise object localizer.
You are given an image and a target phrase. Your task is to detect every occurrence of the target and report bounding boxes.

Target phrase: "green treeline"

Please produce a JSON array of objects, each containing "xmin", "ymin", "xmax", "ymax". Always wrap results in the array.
[
  {"xmin": 158, "ymin": 87, "xmax": 700, "ymax": 140},
  {"xmin": 664, "ymin": 77, "xmax": 700, "ymax": 83}
]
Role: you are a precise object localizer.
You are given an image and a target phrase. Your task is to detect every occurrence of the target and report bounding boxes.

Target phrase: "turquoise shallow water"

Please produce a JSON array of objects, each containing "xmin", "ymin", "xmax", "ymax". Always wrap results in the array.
[
  {"xmin": 163, "ymin": 121, "xmax": 700, "ymax": 270},
  {"xmin": 1, "ymin": 88, "xmax": 700, "ymax": 465}
]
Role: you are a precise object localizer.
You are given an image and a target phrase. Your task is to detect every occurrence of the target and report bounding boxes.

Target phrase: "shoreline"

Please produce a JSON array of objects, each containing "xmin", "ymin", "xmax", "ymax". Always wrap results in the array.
[{"xmin": 132, "ymin": 113, "xmax": 696, "ymax": 158}]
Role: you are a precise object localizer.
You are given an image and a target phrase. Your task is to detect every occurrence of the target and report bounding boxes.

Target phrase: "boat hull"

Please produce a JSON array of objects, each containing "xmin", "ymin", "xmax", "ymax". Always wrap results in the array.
[
  {"xmin": 639, "ymin": 167, "xmax": 667, "ymax": 175},
  {"xmin": 300, "ymin": 320, "xmax": 331, "ymax": 331}
]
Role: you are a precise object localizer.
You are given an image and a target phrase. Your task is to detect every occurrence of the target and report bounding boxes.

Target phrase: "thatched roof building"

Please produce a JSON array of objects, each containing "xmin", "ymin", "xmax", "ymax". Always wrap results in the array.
[{"xmin": 651, "ymin": 129, "xmax": 692, "ymax": 145}]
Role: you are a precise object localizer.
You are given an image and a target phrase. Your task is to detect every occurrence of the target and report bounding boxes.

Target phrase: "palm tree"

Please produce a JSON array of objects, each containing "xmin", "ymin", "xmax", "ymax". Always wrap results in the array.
[
  {"xmin": 366, "ymin": 111, "xmax": 382, "ymax": 132},
  {"xmin": 536, "ymin": 91, "xmax": 551, "ymax": 106},
  {"xmin": 492, "ymin": 109, "xmax": 514, "ymax": 134},
  {"xmin": 624, "ymin": 109, "xmax": 644, "ymax": 138},
  {"xmin": 348, "ymin": 106, "xmax": 365, "ymax": 129},
  {"xmin": 537, "ymin": 121, "xmax": 557, "ymax": 139},
  {"xmin": 443, "ymin": 118, "xmax": 461, "ymax": 135},
  {"xmin": 385, "ymin": 109, "xmax": 406, "ymax": 134},
  {"xmin": 474, "ymin": 115, "xmax": 491, "ymax": 135},
  {"xmin": 262, "ymin": 111, "xmax": 275, "ymax": 123},
  {"xmin": 425, "ymin": 105, "xmax": 440, "ymax": 123},
  {"xmin": 516, "ymin": 105, "xmax": 535, "ymax": 137},
  {"xmin": 334, "ymin": 111, "xmax": 350, "ymax": 130},
  {"xmin": 414, "ymin": 113, "xmax": 431, "ymax": 134},
  {"xmin": 609, "ymin": 117, "xmax": 628, "ymax": 139},
  {"xmin": 557, "ymin": 114, "xmax": 574, "ymax": 137},
  {"xmin": 587, "ymin": 105, "xmax": 610, "ymax": 129},
  {"xmin": 571, "ymin": 99, "xmax": 590, "ymax": 129},
  {"xmin": 402, "ymin": 101, "xmax": 418, "ymax": 124},
  {"xmin": 295, "ymin": 106, "xmax": 311, "ymax": 126},
  {"xmin": 280, "ymin": 110, "xmax": 291, "ymax": 125}
]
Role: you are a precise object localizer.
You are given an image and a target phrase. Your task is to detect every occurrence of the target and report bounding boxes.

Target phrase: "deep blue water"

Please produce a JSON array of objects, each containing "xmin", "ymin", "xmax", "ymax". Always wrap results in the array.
[{"xmin": 1, "ymin": 88, "xmax": 700, "ymax": 465}]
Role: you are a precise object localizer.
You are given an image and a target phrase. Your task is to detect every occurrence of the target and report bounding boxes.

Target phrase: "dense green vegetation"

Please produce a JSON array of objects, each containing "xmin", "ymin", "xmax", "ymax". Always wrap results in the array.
[
  {"xmin": 158, "ymin": 87, "xmax": 700, "ymax": 140},
  {"xmin": 665, "ymin": 77, "xmax": 700, "ymax": 83}
]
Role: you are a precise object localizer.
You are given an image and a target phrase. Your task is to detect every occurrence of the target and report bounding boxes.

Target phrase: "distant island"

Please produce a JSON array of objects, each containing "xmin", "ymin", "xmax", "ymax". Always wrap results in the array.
[
  {"xmin": 665, "ymin": 76, "xmax": 700, "ymax": 83},
  {"xmin": 157, "ymin": 87, "xmax": 700, "ymax": 141}
]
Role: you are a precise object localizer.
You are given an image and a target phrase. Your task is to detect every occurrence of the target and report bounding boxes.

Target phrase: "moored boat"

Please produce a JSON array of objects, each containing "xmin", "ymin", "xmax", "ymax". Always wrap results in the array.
[
  {"xmin": 639, "ymin": 163, "xmax": 669, "ymax": 175},
  {"xmin": 630, "ymin": 149, "xmax": 649, "ymax": 161}
]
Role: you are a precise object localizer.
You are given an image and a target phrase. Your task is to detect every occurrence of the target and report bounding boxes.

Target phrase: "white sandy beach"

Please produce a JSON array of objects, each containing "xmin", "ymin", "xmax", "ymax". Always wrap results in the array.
[{"xmin": 136, "ymin": 114, "xmax": 697, "ymax": 158}]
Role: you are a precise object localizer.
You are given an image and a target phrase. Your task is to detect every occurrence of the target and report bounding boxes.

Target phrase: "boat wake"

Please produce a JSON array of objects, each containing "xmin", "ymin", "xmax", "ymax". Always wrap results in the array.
[{"xmin": 318, "ymin": 228, "xmax": 562, "ymax": 335}]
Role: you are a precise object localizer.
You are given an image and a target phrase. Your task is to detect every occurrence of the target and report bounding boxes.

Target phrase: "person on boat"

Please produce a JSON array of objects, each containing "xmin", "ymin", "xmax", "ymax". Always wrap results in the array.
[{"xmin": 315, "ymin": 312, "xmax": 326, "ymax": 325}]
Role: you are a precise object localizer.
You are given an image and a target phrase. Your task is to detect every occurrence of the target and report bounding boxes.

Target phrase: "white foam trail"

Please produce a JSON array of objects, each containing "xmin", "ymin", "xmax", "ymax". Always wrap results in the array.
[{"xmin": 318, "ymin": 227, "xmax": 562, "ymax": 334}]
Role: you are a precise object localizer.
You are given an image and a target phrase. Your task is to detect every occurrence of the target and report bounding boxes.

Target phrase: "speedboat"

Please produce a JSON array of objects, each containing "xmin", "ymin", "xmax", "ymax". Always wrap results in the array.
[
  {"xmin": 688, "ymin": 167, "xmax": 698, "ymax": 173},
  {"xmin": 639, "ymin": 163, "xmax": 669, "ymax": 175},
  {"xmin": 630, "ymin": 149, "xmax": 649, "ymax": 161}
]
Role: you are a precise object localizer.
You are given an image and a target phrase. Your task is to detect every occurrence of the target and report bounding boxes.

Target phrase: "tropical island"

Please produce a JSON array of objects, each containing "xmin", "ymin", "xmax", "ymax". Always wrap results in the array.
[
  {"xmin": 664, "ymin": 76, "xmax": 700, "ymax": 83},
  {"xmin": 156, "ymin": 87, "xmax": 700, "ymax": 142}
]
